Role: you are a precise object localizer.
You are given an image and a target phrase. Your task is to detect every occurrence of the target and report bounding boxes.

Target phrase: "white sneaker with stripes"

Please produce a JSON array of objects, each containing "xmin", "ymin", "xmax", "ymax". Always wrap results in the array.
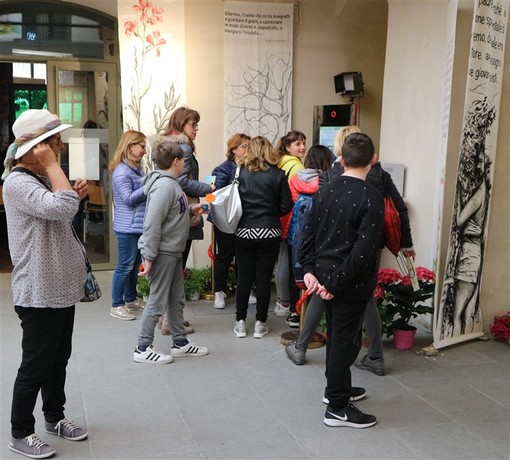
[
  {"xmin": 134, "ymin": 344, "xmax": 173, "ymax": 364},
  {"xmin": 171, "ymin": 342, "xmax": 209, "ymax": 357}
]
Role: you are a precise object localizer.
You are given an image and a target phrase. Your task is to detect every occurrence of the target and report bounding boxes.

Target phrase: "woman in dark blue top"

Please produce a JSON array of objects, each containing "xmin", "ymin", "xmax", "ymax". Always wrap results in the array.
[{"xmin": 210, "ymin": 133, "xmax": 250, "ymax": 310}]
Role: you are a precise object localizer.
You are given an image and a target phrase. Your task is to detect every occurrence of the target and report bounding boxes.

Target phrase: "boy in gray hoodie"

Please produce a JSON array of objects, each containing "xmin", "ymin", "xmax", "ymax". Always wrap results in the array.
[{"xmin": 134, "ymin": 139, "xmax": 209, "ymax": 364}]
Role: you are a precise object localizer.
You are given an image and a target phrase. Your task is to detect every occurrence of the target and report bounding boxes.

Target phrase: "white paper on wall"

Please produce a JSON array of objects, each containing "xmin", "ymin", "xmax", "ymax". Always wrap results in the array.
[{"xmin": 68, "ymin": 137, "xmax": 100, "ymax": 180}]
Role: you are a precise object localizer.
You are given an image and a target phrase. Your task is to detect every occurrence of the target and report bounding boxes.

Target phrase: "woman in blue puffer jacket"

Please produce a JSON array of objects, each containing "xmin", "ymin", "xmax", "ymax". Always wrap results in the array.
[{"xmin": 109, "ymin": 130, "xmax": 147, "ymax": 321}]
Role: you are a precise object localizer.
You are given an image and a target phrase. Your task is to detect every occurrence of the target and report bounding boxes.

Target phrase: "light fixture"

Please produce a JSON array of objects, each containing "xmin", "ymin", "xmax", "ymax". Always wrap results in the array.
[{"xmin": 334, "ymin": 72, "xmax": 364, "ymax": 98}]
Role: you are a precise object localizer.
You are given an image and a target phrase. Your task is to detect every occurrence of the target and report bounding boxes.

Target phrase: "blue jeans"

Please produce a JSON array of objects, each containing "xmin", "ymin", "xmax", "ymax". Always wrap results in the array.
[{"xmin": 112, "ymin": 232, "xmax": 141, "ymax": 307}]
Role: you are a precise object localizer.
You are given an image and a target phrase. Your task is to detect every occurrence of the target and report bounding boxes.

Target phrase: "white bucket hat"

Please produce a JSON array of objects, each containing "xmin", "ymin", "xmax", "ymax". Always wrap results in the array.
[{"xmin": 11, "ymin": 109, "xmax": 72, "ymax": 159}]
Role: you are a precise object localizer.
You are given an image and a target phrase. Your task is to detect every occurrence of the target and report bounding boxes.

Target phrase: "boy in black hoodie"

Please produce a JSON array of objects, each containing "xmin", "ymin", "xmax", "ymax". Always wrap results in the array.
[{"xmin": 299, "ymin": 133, "xmax": 384, "ymax": 428}]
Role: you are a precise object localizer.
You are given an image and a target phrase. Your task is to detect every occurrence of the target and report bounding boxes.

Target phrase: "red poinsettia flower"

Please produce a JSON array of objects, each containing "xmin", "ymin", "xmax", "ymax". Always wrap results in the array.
[
  {"xmin": 416, "ymin": 266, "xmax": 436, "ymax": 283},
  {"xmin": 401, "ymin": 275, "xmax": 412, "ymax": 287},
  {"xmin": 377, "ymin": 268, "xmax": 402, "ymax": 285},
  {"xmin": 490, "ymin": 312, "xmax": 510, "ymax": 341},
  {"xmin": 375, "ymin": 266, "xmax": 435, "ymax": 337},
  {"xmin": 124, "ymin": 20, "xmax": 139, "ymax": 37},
  {"xmin": 374, "ymin": 285, "xmax": 385, "ymax": 299},
  {"xmin": 146, "ymin": 30, "xmax": 166, "ymax": 57}
]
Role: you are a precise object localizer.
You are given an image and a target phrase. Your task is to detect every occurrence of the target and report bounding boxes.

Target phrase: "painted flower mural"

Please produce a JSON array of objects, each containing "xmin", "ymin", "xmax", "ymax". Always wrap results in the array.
[{"xmin": 123, "ymin": 0, "xmax": 179, "ymax": 132}]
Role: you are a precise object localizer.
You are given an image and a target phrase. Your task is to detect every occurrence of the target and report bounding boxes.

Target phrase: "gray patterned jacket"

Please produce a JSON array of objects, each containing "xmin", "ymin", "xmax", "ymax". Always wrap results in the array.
[{"xmin": 3, "ymin": 171, "xmax": 87, "ymax": 308}]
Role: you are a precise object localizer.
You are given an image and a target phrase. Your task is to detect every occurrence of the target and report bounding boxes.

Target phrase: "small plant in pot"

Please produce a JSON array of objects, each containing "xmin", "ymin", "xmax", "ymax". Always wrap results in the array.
[
  {"xmin": 183, "ymin": 266, "xmax": 211, "ymax": 301},
  {"xmin": 375, "ymin": 266, "xmax": 435, "ymax": 348},
  {"xmin": 136, "ymin": 275, "xmax": 150, "ymax": 300},
  {"xmin": 490, "ymin": 311, "xmax": 510, "ymax": 344}
]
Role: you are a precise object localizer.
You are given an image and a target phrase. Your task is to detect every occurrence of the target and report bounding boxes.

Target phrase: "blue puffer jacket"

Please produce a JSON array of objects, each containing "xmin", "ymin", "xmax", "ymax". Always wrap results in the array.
[
  {"xmin": 212, "ymin": 159, "xmax": 236, "ymax": 189},
  {"xmin": 112, "ymin": 161, "xmax": 146, "ymax": 234}
]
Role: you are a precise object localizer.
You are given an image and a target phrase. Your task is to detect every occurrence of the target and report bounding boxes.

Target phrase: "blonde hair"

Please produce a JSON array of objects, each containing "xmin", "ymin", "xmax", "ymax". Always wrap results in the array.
[
  {"xmin": 333, "ymin": 125, "xmax": 361, "ymax": 157},
  {"xmin": 241, "ymin": 136, "xmax": 278, "ymax": 173},
  {"xmin": 108, "ymin": 130, "xmax": 146, "ymax": 173}
]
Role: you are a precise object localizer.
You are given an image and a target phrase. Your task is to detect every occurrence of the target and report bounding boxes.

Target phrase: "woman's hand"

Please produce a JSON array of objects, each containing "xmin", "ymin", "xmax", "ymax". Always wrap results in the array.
[
  {"xmin": 33, "ymin": 141, "xmax": 73, "ymax": 192},
  {"xmin": 73, "ymin": 179, "xmax": 88, "ymax": 200},
  {"xmin": 33, "ymin": 142, "xmax": 58, "ymax": 168},
  {"xmin": 401, "ymin": 248, "xmax": 416, "ymax": 260}
]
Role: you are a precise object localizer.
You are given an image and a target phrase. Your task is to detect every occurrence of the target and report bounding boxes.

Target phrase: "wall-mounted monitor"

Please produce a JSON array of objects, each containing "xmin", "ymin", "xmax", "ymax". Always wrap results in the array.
[{"xmin": 312, "ymin": 104, "xmax": 357, "ymax": 150}]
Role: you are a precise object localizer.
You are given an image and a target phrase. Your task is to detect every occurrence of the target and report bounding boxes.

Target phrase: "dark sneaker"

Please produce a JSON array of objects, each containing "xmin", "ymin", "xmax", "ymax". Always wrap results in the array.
[
  {"xmin": 9, "ymin": 434, "xmax": 56, "ymax": 459},
  {"xmin": 44, "ymin": 418, "xmax": 88, "ymax": 441},
  {"xmin": 324, "ymin": 403, "xmax": 377, "ymax": 428},
  {"xmin": 322, "ymin": 387, "xmax": 366, "ymax": 404},
  {"xmin": 354, "ymin": 354, "xmax": 386, "ymax": 376},
  {"xmin": 286, "ymin": 313, "xmax": 300, "ymax": 328},
  {"xmin": 285, "ymin": 342, "xmax": 306, "ymax": 365}
]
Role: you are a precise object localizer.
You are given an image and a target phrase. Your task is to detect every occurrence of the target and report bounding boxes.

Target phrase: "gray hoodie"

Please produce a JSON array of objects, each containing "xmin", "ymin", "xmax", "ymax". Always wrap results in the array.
[{"xmin": 138, "ymin": 169, "xmax": 190, "ymax": 261}]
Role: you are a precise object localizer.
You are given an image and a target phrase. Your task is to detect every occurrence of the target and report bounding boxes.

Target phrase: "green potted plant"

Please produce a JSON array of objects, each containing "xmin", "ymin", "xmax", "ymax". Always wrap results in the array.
[
  {"xmin": 136, "ymin": 275, "xmax": 150, "ymax": 301},
  {"xmin": 375, "ymin": 266, "xmax": 435, "ymax": 349},
  {"xmin": 183, "ymin": 266, "xmax": 211, "ymax": 301}
]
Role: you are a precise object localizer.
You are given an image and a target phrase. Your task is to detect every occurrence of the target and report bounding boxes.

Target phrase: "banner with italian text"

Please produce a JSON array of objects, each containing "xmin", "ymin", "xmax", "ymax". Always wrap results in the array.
[
  {"xmin": 224, "ymin": 1, "xmax": 294, "ymax": 145},
  {"xmin": 433, "ymin": 0, "xmax": 508, "ymax": 349}
]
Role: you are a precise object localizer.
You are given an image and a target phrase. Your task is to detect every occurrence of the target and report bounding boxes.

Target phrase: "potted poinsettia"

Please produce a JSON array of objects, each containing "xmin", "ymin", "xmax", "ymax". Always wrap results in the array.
[
  {"xmin": 490, "ymin": 311, "xmax": 510, "ymax": 344},
  {"xmin": 375, "ymin": 266, "xmax": 435, "ymax": 348}
]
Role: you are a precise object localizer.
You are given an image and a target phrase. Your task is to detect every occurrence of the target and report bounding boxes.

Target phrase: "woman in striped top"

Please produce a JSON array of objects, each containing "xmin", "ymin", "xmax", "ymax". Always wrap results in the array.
[{"xmin": 233, "ymin": 136, "xmax": 293, "ymax": 339}]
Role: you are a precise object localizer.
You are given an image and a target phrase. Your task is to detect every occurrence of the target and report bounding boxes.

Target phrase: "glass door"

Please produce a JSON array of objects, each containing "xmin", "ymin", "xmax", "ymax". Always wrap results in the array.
[{"xmin": 47, "ymin": 60, "xmax": 120, "ymax": 269}]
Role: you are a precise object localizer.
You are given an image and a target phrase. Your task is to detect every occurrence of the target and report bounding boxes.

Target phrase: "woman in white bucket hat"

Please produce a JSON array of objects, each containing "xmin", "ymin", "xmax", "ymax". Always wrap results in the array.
[{"xmin": 3, "ymin": 109, "xmax": 90, "ymax": 459}]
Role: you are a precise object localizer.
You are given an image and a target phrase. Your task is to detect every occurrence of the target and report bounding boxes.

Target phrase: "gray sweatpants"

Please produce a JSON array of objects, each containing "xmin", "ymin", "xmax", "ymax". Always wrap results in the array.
[
  {"xmin": 274, "ymin": 241, "xmax": 289, "ymax": 303},
  {"xmin": 137, "ymin": 254, "xmax": 186, "ymax": 347}
]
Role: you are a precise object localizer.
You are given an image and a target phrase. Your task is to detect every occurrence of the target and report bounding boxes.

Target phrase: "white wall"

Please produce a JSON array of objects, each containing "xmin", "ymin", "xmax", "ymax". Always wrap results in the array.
[
  {"xmin": 379, "ymin": 0, "xmax": 448, "ymax": 271},
  {"xmin": 381, "ymin": 0, "xmax": 510, "ymax": 328},
  {"xmin": 185, "ymin": 0, "xmax": 388, "ymax": 268}
]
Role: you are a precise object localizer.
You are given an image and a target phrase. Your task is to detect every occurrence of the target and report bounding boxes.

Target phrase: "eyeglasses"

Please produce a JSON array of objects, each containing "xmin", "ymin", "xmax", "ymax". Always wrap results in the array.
[{"xmin": 186, "ymin": 122, "xmax": 199, "ymax": 130}]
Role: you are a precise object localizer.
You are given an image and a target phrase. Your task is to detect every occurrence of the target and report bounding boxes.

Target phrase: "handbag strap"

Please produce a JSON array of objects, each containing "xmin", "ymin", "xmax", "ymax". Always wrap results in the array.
[
  {"xmin": 233, "ymin": 166, "xmax": 241, "ymax": 182},
  {"xmin": 12, "ymin": 167, "xmax": 91, "ymax": 272}
]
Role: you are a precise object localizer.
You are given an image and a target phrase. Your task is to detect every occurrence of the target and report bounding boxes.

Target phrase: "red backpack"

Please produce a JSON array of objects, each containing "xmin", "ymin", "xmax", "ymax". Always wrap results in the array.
[{"xmin": 383, "ymin": 197, "xmax": 401, "ymax": 257}]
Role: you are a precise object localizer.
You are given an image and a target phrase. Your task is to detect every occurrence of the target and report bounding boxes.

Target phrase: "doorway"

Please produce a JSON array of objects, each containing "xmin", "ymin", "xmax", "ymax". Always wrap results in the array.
[{"xmin": 0, "ymin": 3, "xmax": 120, "ymax": 272}]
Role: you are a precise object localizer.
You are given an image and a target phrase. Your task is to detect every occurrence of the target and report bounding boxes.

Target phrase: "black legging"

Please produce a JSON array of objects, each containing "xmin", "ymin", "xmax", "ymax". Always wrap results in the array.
[{"xmin": 235, "ymin": 236, "xmax": 280, "ymax": 323}]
